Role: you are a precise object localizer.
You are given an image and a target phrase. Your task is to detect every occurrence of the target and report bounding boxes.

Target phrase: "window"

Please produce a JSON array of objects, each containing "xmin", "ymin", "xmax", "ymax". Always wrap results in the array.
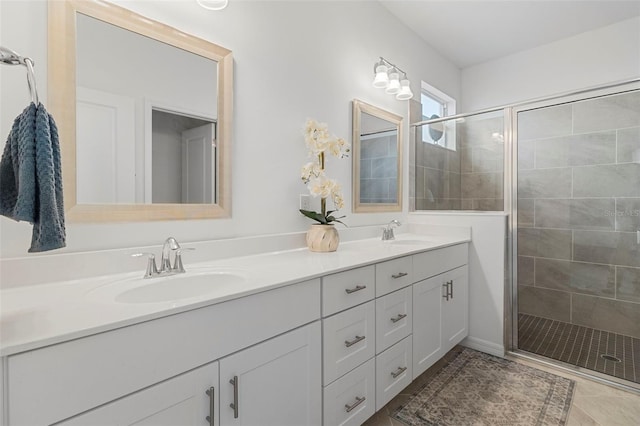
[{"xmin": 421, "ymin": 81, "xmax": 456, "ymax": 150}]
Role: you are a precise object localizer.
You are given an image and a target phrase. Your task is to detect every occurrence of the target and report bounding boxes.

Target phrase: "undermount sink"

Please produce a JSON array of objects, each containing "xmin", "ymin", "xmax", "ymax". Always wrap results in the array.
[{"xmin": 88, "ymin": 270, "xmax": 246, "ymax": 304}]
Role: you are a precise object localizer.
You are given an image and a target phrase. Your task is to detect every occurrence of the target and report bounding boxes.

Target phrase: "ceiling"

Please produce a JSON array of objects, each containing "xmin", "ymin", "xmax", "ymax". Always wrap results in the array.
[{"xmin": 379, "ymin": 0, "xmax": 640, "ymax": 68}]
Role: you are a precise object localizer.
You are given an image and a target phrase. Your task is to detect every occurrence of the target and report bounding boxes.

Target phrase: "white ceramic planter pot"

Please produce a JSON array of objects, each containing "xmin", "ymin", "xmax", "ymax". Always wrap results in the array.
[{"xmin": 306, "ymin": 224, "xmax": 339, "ymax": 252}]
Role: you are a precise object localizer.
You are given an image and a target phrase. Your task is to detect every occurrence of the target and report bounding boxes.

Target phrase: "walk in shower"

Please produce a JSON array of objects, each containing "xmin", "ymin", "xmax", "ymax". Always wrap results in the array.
[{"xmin": 411, "ymin": 81, "xmax": 640, "ymax": 388}]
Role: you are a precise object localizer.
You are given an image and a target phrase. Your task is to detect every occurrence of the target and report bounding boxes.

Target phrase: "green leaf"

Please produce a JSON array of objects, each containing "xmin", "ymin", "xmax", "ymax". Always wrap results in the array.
[{"xmin": 299, "ymin": 209, "xmax": 327, "ymax": 224}]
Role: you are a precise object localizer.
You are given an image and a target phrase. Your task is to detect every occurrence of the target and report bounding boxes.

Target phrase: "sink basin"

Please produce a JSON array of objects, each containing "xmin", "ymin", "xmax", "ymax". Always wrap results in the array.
[
  {"xmin": 88, "ymin": 270, "xmax": 246, "ymax": 304},
  {"xmin": 388, "ymin": 239, "xmax": 429, "ymax": 246}
]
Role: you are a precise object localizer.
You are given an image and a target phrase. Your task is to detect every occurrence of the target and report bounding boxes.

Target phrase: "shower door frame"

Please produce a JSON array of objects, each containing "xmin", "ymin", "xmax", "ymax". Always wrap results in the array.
[{"xmin": 506, "ymin": 79, "xmax": 640, "ymax": 393}]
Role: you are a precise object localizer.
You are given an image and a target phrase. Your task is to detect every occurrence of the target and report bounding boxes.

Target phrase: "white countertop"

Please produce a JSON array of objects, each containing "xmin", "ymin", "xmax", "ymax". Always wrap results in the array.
[{"xmin": 0, "ymin": 233, "xmax": 469, "ymax": 356}]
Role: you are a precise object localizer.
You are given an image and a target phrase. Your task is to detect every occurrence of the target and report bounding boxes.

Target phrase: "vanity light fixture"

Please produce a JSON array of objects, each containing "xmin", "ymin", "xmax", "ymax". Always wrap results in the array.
[
  {"xmin": 196, "ymin": 0, "xmax": 228, "ymax": 10},
  {"xmin": 372, "ymin": 57, "xmax": 413, "ymax": 100}
]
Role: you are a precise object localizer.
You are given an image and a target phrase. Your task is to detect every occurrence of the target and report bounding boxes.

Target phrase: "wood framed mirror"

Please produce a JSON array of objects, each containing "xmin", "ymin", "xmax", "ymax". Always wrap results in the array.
[
  {"xmin": 48, "ymin": 0, "xmax": 233, "ymax": 222},
  {"xmin": 352, "ymin": 100, "xmax": 403, "ymax": 212}
]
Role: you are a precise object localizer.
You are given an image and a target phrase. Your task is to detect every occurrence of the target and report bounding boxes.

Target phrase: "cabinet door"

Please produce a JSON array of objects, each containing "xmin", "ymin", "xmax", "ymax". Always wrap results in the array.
[
  {"xmin": 412, "ymin": 275, "xmax": 444, "ymax": 379},
  {"xmin": 219, "ymin": 322, "xmax": 321, "ymax": 426},
  {"xmin": 58, "ymin": 362, "xmax": 219, "ymax": 426},
  {"xmin": 442, "ymin": 265, "xmax": 469, "ymax": 353}
]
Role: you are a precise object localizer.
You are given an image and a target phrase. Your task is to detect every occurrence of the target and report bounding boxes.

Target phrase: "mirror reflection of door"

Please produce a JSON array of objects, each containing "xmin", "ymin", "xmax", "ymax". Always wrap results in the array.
[{"xmin": 151, "ymin": 110, "xmax": 216, "ymax": 204}]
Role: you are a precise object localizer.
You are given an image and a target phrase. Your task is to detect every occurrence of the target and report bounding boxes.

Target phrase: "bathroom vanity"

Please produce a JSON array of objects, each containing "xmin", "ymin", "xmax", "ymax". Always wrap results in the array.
[{"xmin": 0, "ymin": 234, "xmax": 469, "ymax": 425}]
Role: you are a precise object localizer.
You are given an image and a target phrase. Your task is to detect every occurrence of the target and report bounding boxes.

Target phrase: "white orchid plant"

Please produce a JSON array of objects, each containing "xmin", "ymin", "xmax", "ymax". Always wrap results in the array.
[{"xmin": 300, "ymin": 119, "xmax": 350, "ymax": 225}]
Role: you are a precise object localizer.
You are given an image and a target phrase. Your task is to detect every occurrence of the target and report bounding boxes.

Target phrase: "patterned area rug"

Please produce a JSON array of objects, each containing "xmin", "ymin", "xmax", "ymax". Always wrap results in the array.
[{"xmin": 392, "ymin": 348, "xmax": 575, "ymax": 426}]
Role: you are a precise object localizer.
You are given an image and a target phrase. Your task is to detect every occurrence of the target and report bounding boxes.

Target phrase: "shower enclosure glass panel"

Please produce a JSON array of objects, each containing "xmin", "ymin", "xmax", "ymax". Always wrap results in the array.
[
  {"xmin": 516, "ymin": 89, "xmax": 640, "ymax": 385},
  {"xmin": 412, "ymin": 109, "xmax": 504, "ymax": 211}
]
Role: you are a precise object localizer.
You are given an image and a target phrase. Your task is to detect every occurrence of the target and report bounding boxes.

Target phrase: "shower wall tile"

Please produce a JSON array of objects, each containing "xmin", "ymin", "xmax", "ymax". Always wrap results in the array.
[
  {"xmin": 425, "ymin": 168, "xmax": 449, "ymax": 199},
  {"xmin": 360, "ymin": 137, "xmax": 390, "ymax": 159},
  {"xmin": 617, "ymin": 127, "xmax": 640, "ymax": 163},
  {"xmin": 424, "ymin": 145, "xmax": 447, "ymax": 170},
  {"xmin": 448, "ymin": 150, "xmax": 461, "ymax": 173},
  {"xmin": 535, "ymin": 258, "xmax": 615, "ymax": 297},
  {"xmin": 573, "ymin": 163, "xmax": 640, "ymax": 197},
  {"xmin": 616, "ymin": 266, "xmax": 640, "ymax": 303},
  {"xmin": 471, "ymin": 143, "xmax": 504, "ymax": 173},
  {"xmin": 518, "ymin": 168, "xmax": 572, "ymax": 199},
  {"xmin": 416, "ymin": 166, "xmax": 425, "ymax": 199},
  {"xmin": 460, "ymin": 115, "xmax": 503, "ymax": 148},
  {"xmin": 449, "ymin": 172, "xmax": 461, "ymax": 199},
  {"xmin": 461, "ymin": 199, "xmax": 473, "ymax": 210},
  {"xmin": 461, "ymin": 148, "xmax": 472, "ymax": 173},
  {"xmin": 360, "ymin": 158, "xmax": 372, "ymax": 179},
  {"xmin": 470, "ymin": 198, "xmax": 504, "ymax": 211},
  {"xmin": 534, "ymin": 131, "xmax": 616, "ymax": 168},
  {"xmin": 461, "ymin": 172, "xmax": 503, "ymax": 199},
  {"xmin": 518, "ymin": 104, "xmax": 572, "ymax": 141},
  {"xmin": 518, "ymin": 228, "xmax": 572, "ymax": 260},
  {"xmin": 572, "ymin": 293, "xmax": 640, "ymax": 339},
  {"xmin": 534, "ymin": 199, "xmax": 615, "ymax": 230},
  {"xmin": 517, "ymin": 256, "xmax": 535, "ymax": 287},
  {"xmin": 573, "ymin": 231, "xmax": 640, "ymax": 268},
  {"xmin": 360, "ymin": 178, "xmax": 389, "ymax": 199},
  {"xmin": 518, "ymin": 199, "xmax": 534, "ymax": 227},
  {"xmin": 615, "ymin": 198, "xmax": 640, "ymax": 231},
  {"xmin": 388, "ymin": 178, "xmax": 397, "ymax": 201},
  {"xmin": 573, "ymin": 91, "xmax": 640, "ymax": 134},
  {"xmin": 518, "ymin": 141, "xmax": 535, "ymax": 170},
  {"xmin": 518, "ymin": 285, "xmax": 571, "ymax": 322}
]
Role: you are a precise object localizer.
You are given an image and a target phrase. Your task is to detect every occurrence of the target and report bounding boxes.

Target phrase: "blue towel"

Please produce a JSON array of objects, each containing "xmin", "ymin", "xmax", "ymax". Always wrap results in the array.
[{"xmin": 0, "ymin": 102, "xmax": 66, "ymax": 252}]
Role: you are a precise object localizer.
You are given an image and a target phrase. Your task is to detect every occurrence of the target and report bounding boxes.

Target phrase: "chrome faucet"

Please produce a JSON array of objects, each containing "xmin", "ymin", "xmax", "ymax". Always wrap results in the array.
[
  {"xmin": 160, "ymin": 237, "xmax": 180, "ymax": 273},
  {"xmin": 382, "ymin": 220, "xmax": 401, "ymax": 241},
  {"xmin": 132, "ymin": 237, "xmax": 194, "ymax": 279}
]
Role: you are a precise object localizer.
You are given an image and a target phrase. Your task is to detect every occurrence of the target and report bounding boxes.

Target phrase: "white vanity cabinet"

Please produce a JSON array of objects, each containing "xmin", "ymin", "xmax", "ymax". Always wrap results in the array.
[
  {"xmin": 219, "ymin": 322, "xmax": 321, "ymax": 426},
  {"xmin": 5, "ymin": 279, "xmax": 321, "ymax": 426},
  {"xmin": 412, "ymin": 244, "xmax": 469, "ymax": 379},
  {"xmin": 58, "ymin": 361, "xmax": 220, "ymax": 426}
]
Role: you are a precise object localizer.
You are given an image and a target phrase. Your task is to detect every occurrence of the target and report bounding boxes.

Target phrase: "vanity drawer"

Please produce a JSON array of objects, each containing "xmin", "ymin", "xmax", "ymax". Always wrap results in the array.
[
  {"xmin": 323, "ymin": 357, "xmax": 376, "ymax": 426},
  {"xmin": 376, "ymin": 255, "xmax": 413, "ymax": 297},
  {"xmin": 322, "ymin": 265, "xmax": 375, "ymax": 317},
  {"xmin": 375, "ymin": 336, "xmax": 413, "ymax": 411},
  {"xmin": 7, "ymin": 279, "xmax": 321, "ymax": 426},
  {"xmin": 375, "ymin": 286, "xmax": 412, "ymax": 354},
  {"xmin": 413, "ymin": 243, "xmax": 468, "ymax": 281},
  {"xmin": 322, "ymin": 301, "xmax": 375, "ymax": 385}
]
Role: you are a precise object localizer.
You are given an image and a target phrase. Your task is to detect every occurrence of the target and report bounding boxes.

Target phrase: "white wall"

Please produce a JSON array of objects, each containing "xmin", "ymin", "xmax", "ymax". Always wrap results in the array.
[
  {"xmin": 409, "ymin": 212, "xmax": 507, "ymax": 357},
  {"xmin": 0, "ymin": 0, "xmax": 460, "ymax": 258},
  {"xmin": 461, "ymin": 16, "xmax": 640, "ymax": 111}
]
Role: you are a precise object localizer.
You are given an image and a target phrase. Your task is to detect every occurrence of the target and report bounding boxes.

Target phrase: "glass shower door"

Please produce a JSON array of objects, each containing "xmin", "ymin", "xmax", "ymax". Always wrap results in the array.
[{"xmin": 515, "ymin": 88, "xmax": 640, "ymax": 385}]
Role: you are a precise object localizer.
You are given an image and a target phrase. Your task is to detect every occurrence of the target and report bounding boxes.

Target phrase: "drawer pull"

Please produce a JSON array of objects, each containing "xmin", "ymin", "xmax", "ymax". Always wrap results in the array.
[
  {"xmin": 449, "ymin": 280, "xmax": 454, "ymax": 299},
  {"xmin": 390, "ymin": 313, "xmax": 407, "ymax": 323},
  {"xmin": 442, "ymin": 282, "xmax": 449, "ymax": 301},
  {"xmin": 229, "ymin": 376, "xmax": 239, "ymax": 419},
  {"xmin": 345, "ymin": 285, "xmax": 367, "ymax": 294},
  {"xmin": 391, "ymin": 272, "xmax": 408, "ymax": 279},
  {"xmin": 391, "ymin": 366, "xmax": 407, "ymax": 379},
  {"xmin": 345, "ymin": 396, "xmax": 366, "ymax": 413},
  {"xmin": 205, "ymin": 387, "xmax": 215, "ymax": 425},
  {"xmin": 344, "ymin": 335, "xmax": 366, "ymax": 347}
]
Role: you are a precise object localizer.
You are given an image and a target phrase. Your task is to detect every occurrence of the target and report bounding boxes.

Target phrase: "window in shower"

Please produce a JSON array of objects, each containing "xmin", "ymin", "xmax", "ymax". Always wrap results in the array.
[
  {"xmin": 421, "ymin": 81, "xmax": 456, "ymax": 150},
  {"xmin": 515, "ymin": 88, "xmax": 640, "ymax": 386}
]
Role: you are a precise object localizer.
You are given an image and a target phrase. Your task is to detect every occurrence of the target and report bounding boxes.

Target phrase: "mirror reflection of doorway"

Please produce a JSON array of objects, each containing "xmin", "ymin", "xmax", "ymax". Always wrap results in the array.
[{"xmin": 151, "ymin": 109, "xmax": 216, "ymax": 204}]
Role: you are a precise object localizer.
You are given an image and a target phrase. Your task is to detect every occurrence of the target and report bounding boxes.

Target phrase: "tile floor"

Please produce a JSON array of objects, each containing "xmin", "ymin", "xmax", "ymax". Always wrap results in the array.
[{"xmin": 362, "ymin": 346, "xmax": 640, "ymax": 426}]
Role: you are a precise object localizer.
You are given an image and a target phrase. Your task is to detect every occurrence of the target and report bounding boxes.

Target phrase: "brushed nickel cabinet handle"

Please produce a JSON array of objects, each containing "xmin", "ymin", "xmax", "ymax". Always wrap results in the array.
[
  {"xmin": 345, "ymin": 335, "xmax": 365, "ymax": 347},
  {"xmin": 391, "ymin": 366, "xmax": 407, "ymax": 378},
  {"xmin": 390, "ymin": 313, "xmax": 407, "ymax": 323},
  {"xmin": 391, "ymin": 272, "xmax": 408, "ymax": 279},
  {"xmin": 345, "ymin": 285, "xmax": 366, "ymax": 294},
  {"xmin": 229, "ymin": 376, "xmax": 238, "ymax": 419},
  {"xmin": 205, "ymin": 387, "xmax": 215, "ymax": 425},
  {"xmin": 345, "ymin": 396, "xmax": 366, "ymax": 413},
  {"xmin": 442, "ymin": 282, "xmax": 449, "ymax": 301}
]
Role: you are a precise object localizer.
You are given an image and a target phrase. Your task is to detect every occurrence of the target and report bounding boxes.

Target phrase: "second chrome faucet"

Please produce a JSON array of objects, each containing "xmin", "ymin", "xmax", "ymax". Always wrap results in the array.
[{"xmin": 132, "ymin": 237, "xmax": 194, "ymax": 279}]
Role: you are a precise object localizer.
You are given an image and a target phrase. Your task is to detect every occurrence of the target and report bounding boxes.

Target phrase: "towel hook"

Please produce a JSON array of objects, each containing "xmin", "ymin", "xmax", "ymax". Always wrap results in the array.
[{"xmin": 0, "ymin": 45, "xmax": 40, "ymax": 105}]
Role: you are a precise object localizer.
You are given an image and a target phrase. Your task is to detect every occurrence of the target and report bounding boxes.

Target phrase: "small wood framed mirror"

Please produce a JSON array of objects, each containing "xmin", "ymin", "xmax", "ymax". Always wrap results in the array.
[{"xmin": 352, "ymin": 100, "xmax": 403, "ymax": 212}]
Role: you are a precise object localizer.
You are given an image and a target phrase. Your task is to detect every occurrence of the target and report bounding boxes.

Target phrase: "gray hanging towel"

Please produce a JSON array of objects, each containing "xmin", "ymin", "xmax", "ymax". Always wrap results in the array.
[{"xmin": 0, "ymin": 102, "xmax": 66, "ymax": 252}]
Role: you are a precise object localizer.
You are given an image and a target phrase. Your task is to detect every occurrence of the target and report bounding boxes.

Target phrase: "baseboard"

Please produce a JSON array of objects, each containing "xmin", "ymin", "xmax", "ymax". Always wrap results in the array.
[{"xmin": 461, "ymin": 336, "xmax": 505, "ymax": 358}]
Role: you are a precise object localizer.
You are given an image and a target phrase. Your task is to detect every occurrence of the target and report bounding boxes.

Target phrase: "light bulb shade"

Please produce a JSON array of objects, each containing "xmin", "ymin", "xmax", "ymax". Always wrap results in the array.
[
  {"xmin": 396, "ymin": 79, "xmax": 413, "ymax": 100},
  {"xmin": 197, "ymin": 0, "xmax": 228, "ymax": 10},
  {"xmin": 385, "ymin": 71, "xmax": 400, "ymax": 94},
  {"xmin": 372, "ymin": 64, "xmax": 389, "ymax": 88}
]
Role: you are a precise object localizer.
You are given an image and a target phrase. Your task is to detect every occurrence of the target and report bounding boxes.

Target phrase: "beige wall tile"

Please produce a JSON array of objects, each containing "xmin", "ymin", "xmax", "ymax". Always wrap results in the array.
[
  {"xmin": 574, "ymin": 231, "xmax": 640, "ymax": 268},
  {"xmin": 616, "ymin": 266, "xmax": 640, "ymax": 303},
  {"xmin": 535, "ymin": 258, "xmax": 615, "ymax": 297},
  {"xmin": 519, "ymin": 285, "xmax": 571, "ymax": 321},
  {"xmin": 518, "ymin": 228, "xmax": 572, "ymax": 259},
  {"xmin": 573, "ymin": 91, "xmax": 640, "ymax": 134},
  {"xmin": 572, "ymin": 294, "xmax": 640, "ymax": 338}
]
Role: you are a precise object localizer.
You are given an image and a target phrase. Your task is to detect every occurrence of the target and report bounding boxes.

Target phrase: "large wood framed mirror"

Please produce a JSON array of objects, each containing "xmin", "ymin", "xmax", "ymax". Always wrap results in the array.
[
  {"xmin": 352, "ymin": 100, "xmax": 403, "ymax": 212},
  {"xmin": 48, "ymin": 0, "xmax": 233, "ymax": 222}
]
